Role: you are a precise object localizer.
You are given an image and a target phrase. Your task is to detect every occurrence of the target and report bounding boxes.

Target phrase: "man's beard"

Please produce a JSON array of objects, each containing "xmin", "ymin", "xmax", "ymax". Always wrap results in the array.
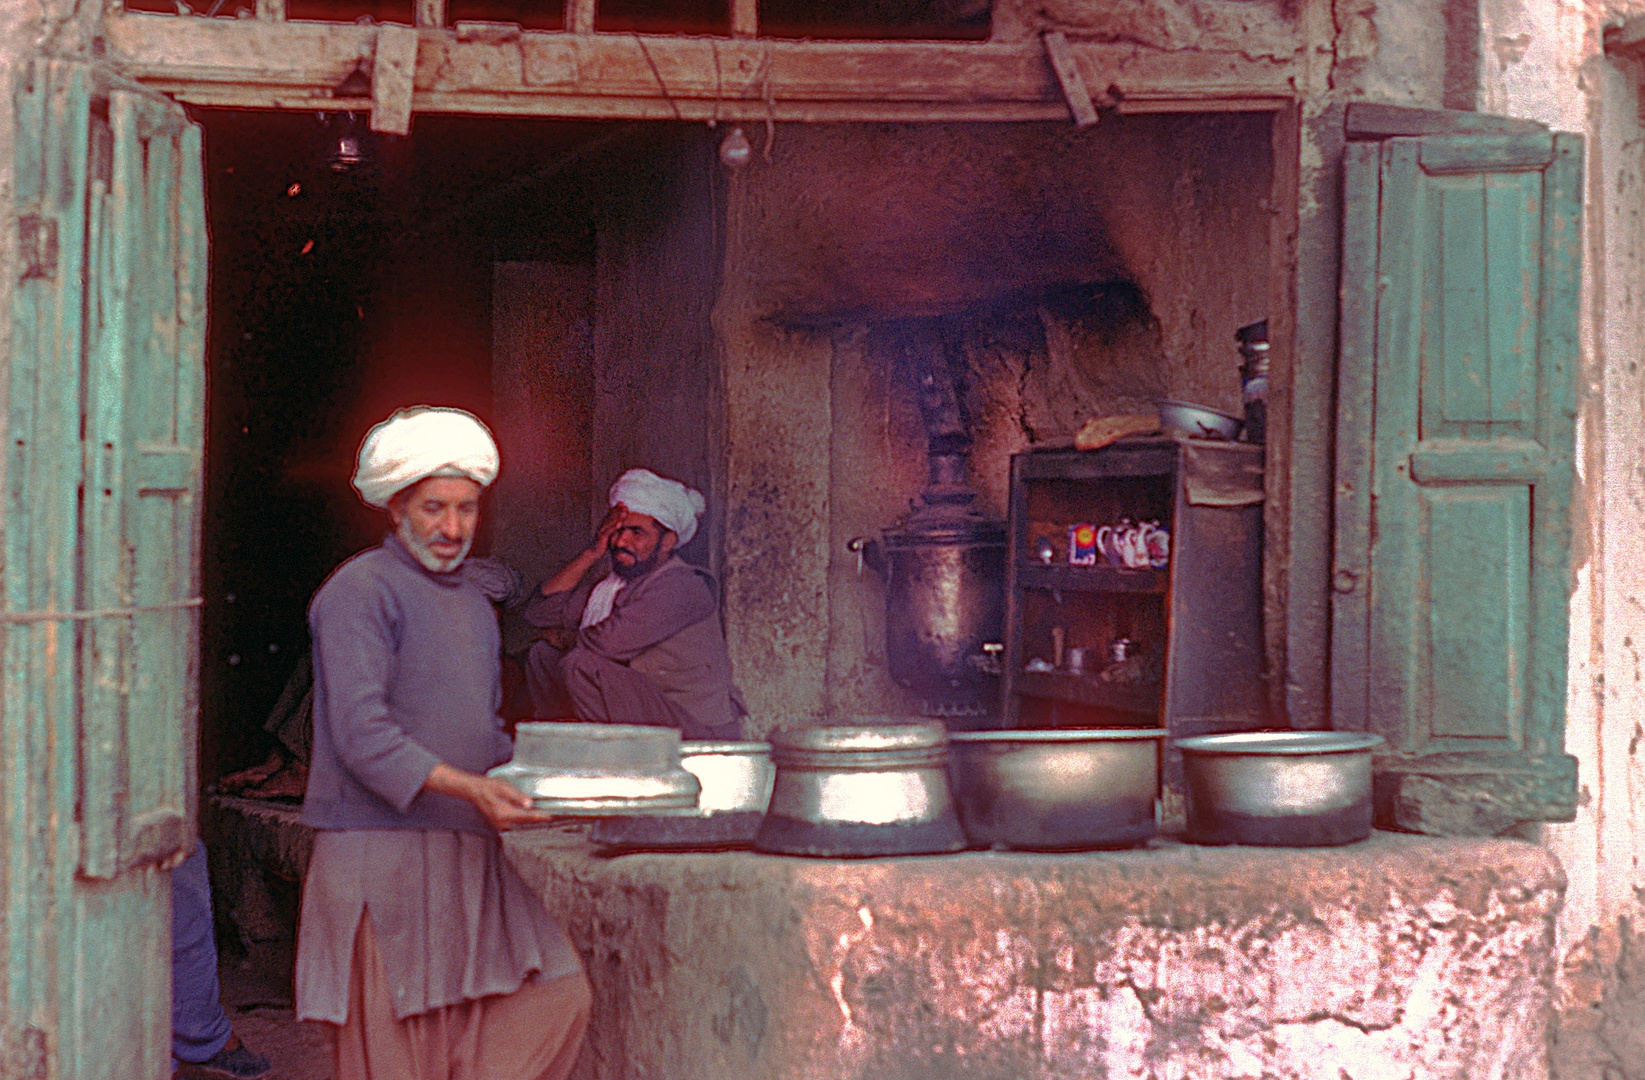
[
  {"xmin": 611, "ymin": 544, "xmax": 664, "ymax": 581},
  {"xmin": 399, "ymin": 517, "xmax": 472, "ymax": 573}
]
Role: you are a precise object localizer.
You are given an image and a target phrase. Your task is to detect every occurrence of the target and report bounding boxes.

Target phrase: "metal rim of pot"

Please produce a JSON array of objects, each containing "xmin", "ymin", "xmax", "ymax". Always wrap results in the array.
[
  {"xmin": 951, "ymin": 728, "xmax": 1168, "ymax": 744},
  {"xmin": 1174, "ymin": 731, "xmax": 1385, "ymax": 756}
]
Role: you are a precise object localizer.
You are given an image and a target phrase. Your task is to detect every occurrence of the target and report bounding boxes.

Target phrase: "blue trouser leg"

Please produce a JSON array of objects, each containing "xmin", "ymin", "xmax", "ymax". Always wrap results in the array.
[{"xmin": 171, "ymin": 839, "xmax": 233, "ymax": 1069}]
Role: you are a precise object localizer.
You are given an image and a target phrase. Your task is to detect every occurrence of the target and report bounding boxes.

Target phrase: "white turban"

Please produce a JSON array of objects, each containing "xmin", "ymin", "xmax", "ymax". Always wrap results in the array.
[
  {"xmin": 352, "ymin": 406, "xmax": 500, "ymax": 509},
  {"xmin": 610, "ymin": 468, "xmax": 706, "ymax": 547}
]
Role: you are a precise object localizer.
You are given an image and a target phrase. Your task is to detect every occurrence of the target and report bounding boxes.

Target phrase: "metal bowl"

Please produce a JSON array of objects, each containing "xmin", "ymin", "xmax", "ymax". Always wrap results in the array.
[
  {"xmin": 489, "ymin": 721, "xmax": 701, "ymax": 814},
  {"xmin": 949, "ymin": 729, "xmax": 1166, "ymax": 850},
  {"xmin": 1175, "ymin": 730, "xmax": 1385, "ymax": 846},
  {"xmin": 755, "ymin": 721, "xmax": 967, "ymax": 857},
  {"xmin": 680, "ymin": 741, "xmax": 775, "ymax": 815},
  {"xmin": 1156, "ymin": 399, "xmax": 1243, "ymax": 440}
]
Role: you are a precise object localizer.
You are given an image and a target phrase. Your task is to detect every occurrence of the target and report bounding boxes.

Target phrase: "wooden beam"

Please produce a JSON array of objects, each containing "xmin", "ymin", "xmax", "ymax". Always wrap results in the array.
[
  {"xmin": 102, "ymin": 13, "xmax": 1296, "ymax": 121},
  {"xmin": 730, "ymin": 0, "xmax": 756, "ymax": 39},
  {"xmin": 415, "ymin": 0, "xmax": 445, "ymax": 29},
  {"xmin": 1041, "ymin": 30, "xmax": 1097, "ymax": 126},
  {"xmin": 370, "ymin": 24, "xmax": 419, "ymax": 134},
  {"xmin": 567, "ymin": 0, "xmax": 596, "ymax": 35},
  {"xmin": 254, "ymin": 0, "xmax": 284, "ymax": 22}
]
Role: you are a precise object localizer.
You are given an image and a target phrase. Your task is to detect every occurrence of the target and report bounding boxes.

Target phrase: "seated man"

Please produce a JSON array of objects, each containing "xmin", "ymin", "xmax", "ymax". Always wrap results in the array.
[{"xmin": 523, "ymin": 468, "xmax": 746, "ymax": 740}]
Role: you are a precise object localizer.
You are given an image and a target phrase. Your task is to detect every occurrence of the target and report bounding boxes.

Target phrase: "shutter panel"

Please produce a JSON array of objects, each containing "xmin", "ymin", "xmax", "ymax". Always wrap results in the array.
[
  {"xmin": 1333, "ymin": 116, "xmax": 1581, "ymax": 835},
  {"xmin": 79, "ymin": 88, "xmax": 207, "ymax": 877}
]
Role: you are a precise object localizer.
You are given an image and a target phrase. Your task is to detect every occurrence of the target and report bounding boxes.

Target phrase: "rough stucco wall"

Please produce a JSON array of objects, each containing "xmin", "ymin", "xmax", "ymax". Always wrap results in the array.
[
  {"xmin": 506, "ymin": 832, "xmax": 1565, "ymax": 1080},
  {"xmin": 1467, "ymin": 2, "xmax": 1645, "ymax": 1076},
  {"xmin": 723, "ymin": 118, "xmax": 1269, "ymax": 723}
]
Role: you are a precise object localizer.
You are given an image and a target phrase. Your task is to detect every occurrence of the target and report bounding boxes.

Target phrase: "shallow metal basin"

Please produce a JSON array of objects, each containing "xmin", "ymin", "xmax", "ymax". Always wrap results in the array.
[
  {"xmin": 489, "ymin": 721, "xmax": 701, "ymax": 814},
  {"xmin": 949, "ymin": 729, "xmax": 1166, "ymax": 850},
  {"xmin": 1175, "ymin": 730, "xmax": 1385, "ymax": 846}
]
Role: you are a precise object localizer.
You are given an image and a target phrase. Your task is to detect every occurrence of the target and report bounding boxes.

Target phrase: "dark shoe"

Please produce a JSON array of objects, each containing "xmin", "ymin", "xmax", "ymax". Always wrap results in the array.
[{"xmin": 178, "ymin": 1043, "xmax": 273, "ymax": 1080}]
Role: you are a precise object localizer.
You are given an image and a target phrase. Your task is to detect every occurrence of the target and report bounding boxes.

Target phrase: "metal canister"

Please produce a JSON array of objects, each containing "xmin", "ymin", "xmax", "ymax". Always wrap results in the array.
[{"xmin": 1236, "ymin": 320, "xmax": 1269, "ymax": 445}]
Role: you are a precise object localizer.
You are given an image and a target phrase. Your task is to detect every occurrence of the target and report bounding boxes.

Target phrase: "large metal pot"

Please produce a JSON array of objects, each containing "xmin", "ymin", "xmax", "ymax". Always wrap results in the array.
[
  {"xmin": 848, "ymin": 509, "xmax": 1005, "ymax": 712},
  {"xmin": 949, "ymin": 729, "xmax": 1166, "ymax": 850},
  {"xmin": 1175, "ymin": 731, "xmax": 1385, "ymax": 846},
  {"xmin": 591, "ymin": 741, "xmax": 774, "ymax": 850},
  {"xmin": 754, "ymin": 721, "xmax": 967, "ymax": 857}
]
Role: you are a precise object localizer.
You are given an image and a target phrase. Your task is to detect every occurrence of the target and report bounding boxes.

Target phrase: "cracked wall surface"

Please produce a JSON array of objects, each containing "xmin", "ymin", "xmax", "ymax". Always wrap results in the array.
[{"xmin": 506, "ymin": 831, "xmax": 1565, "ymax": 1080}]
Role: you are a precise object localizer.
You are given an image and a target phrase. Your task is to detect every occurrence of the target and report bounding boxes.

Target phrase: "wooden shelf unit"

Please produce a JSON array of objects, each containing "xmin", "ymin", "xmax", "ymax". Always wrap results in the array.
[{"xmin": 1002, "ymin": 437, "xmax": 1267, "ymax": 741}]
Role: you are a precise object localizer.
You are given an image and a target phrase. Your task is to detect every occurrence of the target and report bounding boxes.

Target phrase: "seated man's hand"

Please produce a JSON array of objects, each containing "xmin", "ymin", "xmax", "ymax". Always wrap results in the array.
[{"xmin": 537, "ymin": 626, "xmax": 578, "ymax": 652}]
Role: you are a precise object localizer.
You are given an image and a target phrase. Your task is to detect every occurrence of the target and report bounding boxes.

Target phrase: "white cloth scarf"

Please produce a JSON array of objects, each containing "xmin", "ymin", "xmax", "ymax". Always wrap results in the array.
[
  {"xmin": 608, "ymin": 469, "xmax": 706, "ymax": 547},
  {"xmin": 580, "ymin": 573, "xmax": 626, "ymax": 628},
  {"xmin": 352, "ymin": 407, "xmax": 500, "ymax": 509}
]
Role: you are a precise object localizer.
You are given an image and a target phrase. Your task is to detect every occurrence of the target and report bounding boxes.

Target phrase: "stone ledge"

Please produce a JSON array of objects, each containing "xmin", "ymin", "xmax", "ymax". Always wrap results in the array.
[{"xmin": 505, "ymin": 830, "xmax": 1565, "ymax": 1080}]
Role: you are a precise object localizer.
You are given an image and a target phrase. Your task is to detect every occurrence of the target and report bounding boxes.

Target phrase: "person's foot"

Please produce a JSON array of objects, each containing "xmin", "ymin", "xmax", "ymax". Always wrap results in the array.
[{"xmin": 176, "ymin": 1038, "xmax": 273, "ymax": 1080}]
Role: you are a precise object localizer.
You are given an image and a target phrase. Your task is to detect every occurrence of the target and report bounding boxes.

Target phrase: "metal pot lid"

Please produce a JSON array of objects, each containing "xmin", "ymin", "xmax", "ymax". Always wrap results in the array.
[
  {"xmin": 769, "ymin": 721, "xmax": 948, "ymax": 753},
  {"xmin": 1173, "ymin": 731, "xmax": 1385, "ymax": 755},
  {"xmin": 951, "ymin": 728, "xmax": 1169, "ymax": 743}
]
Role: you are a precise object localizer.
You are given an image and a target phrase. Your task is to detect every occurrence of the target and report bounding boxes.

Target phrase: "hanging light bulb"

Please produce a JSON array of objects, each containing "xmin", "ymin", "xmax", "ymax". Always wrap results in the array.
[
  {"xmin": 325, "ymin": 112, "xmax": 368, "ymax": 173},
  {"xmin": 719, "ymin": 126, "xmax": 752, "ymax": 169}
]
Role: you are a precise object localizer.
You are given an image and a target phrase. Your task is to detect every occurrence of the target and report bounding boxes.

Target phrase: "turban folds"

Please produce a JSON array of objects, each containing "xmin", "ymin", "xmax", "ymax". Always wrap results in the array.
[
  {"xmin": 352, "ymin": 407, "xmax": 500, "ymax": 509},
  {"xmin": 610, "ymin": 468, "xmax": 706, "ymax": 547}
]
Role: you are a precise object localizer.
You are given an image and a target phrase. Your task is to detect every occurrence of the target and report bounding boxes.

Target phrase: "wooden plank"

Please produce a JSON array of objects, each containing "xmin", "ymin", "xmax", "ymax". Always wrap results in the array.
[
  {"xmin": 1345, "ymin": 102, "xmax": 1546, "ymax": 141},
  {"xmin": 102, "ymin": 14, "xmax": 1296, "ymax": 119},
  {"xmin": 567, "ymin": 0, "xmax": 595, "ymax": 35},
  {"xmin": 730, "ymin": 0, "xmax": 756, "ymax": 39},
  {"xmin": 1330, "ymin": 141, "xmax": 1379, "ymax": 734},
  {"xmin": 1041, "ymin": 30, "xmax": 1097, "ymax": 127},
  {"xmin": 371, "ymin": 24, "xmax": 419, "ymax": 135},
  {"xmin": 1409, "ymin": 443, "xmax": 1546, "ymax": 483},
  {"xmin": 255, "ymin": 0, "xmax": 285, "ymax": 21},
  {"xmin": 415, "ymin": 0, "xmax": 445, "ymax": 28},
  {"xmin": 1419, "ymin": 132, "xmax": 1555, "ymax": 174}
]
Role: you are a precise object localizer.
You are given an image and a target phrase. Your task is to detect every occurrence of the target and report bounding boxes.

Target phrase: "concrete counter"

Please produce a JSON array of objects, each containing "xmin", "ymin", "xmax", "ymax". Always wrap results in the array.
[{"xmin": 504, "ymin": 830, "xmax": 1564, "ymax": 1080}]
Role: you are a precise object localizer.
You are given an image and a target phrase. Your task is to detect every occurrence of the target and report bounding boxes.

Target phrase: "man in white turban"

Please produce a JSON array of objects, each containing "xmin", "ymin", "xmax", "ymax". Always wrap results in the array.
[
  {"xmin": 523, "ymin": 468, "xmax": 746, "ymax": 739},
  {"xmin": 296, "ymin": 406, "xmax": 590, "ymax": 1080}
]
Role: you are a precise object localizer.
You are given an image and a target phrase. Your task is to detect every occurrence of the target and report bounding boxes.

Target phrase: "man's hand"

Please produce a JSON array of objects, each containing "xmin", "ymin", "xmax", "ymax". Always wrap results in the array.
[
  {"xmin": 540, "ymin": 501, "xmax": 630, "ymax": 598},
  {"xmin": 537, "ymin": 626, "xmax": 578, "ymax": 652},
  {"xmin": 589, "ymin": 501, "xmax": 628, "ymax": 557},
  {"xmin": 423, "ymin": 763, "xmax": 557, "ymax": 832}
]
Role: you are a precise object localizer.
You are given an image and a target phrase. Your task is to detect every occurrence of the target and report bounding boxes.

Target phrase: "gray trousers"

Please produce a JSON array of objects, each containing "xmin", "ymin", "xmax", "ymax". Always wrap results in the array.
[{"xmin": 524, "ymin": 642, "xmax": 740, "ymax": 741}]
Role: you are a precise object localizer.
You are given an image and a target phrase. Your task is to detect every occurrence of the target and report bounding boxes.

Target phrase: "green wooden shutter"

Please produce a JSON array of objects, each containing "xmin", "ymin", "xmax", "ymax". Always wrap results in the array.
[
  {"xmin": 7, "ymin": 56, "xmax": 205, "ymax": 1080},
  {"xmin": 78, "ymin": 83, "xmax": 207, "ymax": 878},
  {"xmin": 1333, "ymin": 112, "xmax": 1582, "ymax": 836}
]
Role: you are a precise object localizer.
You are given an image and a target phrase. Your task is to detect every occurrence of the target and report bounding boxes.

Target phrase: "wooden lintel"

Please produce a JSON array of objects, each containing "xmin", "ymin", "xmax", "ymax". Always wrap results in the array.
[{"xmin": 103, "ymin": 13, "xmax": 1297, "ymax": 121}]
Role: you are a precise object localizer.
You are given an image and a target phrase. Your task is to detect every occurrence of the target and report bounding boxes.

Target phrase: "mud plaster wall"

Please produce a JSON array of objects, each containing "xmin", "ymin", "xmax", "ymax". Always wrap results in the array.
[
  {"xmin": 491, "ymin": 262, "xmax": 595, "ymax": 652},
  {"xmin": 591, "ymin": 131, "xmax": 725, "ymax": 577},
  {"xmin": 715, "ymin": 118, "xmax": 1270, "ymax": 723}
]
